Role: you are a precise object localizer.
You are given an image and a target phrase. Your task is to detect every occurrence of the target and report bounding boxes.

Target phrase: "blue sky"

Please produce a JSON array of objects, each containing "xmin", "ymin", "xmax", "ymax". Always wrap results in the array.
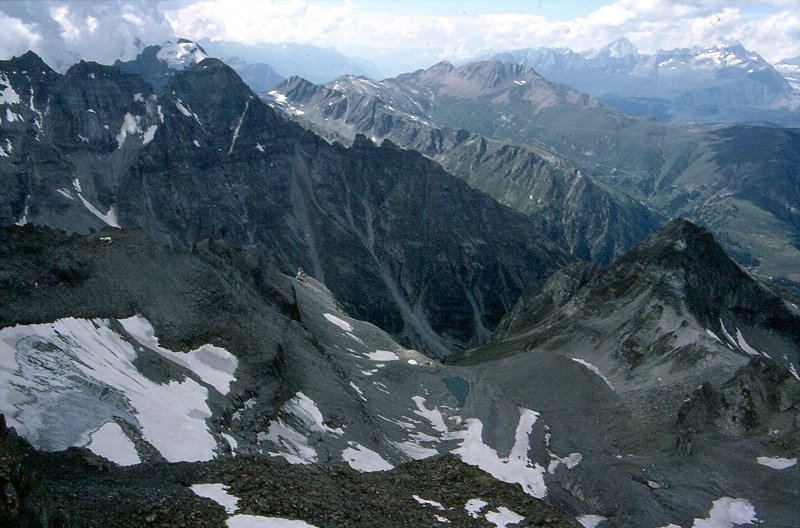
[{"xmin": 0, "ymin": 1, "xmax": 797, "ymax": 75}]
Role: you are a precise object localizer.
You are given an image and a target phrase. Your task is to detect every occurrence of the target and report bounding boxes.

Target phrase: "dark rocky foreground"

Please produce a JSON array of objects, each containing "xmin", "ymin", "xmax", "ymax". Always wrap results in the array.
[{"xmin": 0, "ymin": 417, "xmax": 579, "ymax": 528}]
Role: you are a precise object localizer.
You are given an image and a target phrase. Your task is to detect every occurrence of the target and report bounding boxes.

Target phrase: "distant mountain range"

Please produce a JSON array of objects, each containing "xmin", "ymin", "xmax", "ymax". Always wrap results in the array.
[{"xmin": 489, "ymin": 38, "xmax": 800, "ymax": 126}]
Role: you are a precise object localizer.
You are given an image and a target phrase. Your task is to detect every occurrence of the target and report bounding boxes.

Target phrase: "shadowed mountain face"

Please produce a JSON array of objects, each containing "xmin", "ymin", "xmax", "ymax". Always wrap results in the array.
[
  {"xmin": 268, "ymin": 69, "xmax": 662, "ymax": 266},
  {"xmin": 0, "ymin": 52, "xmax": 567, "ymax": 357}
]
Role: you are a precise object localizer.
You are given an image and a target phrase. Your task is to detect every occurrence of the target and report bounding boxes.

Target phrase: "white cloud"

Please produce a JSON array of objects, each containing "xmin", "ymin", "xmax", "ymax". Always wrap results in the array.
[
  {"xmin": 0, "ymin": 11, "xmax": 41, "ymax": 60},
  {"xmin": 161, "ymin": 0, "xmax": 800, "ymax": 69}
]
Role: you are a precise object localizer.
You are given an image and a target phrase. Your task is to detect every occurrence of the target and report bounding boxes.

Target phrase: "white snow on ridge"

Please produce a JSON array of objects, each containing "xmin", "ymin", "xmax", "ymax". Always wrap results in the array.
[
  {"xmin": 342, "ymin": 442, "xmax": 393, "ymax": 472},
  {"xmin": 323, "ymin": 313, "xmax": 352, "ymax": 332},
  {"xmin": 0, "ymin": 318, "xmax": 218, "ymax": 462},
  {"xmin": 691, "ymin": 497, "xmax": 756, "ymax": 528},
  {"xmin": 757, "ymin": 456, "xmax": 796, "ymax": 469},
  {"xmin": 119, "ymin": 315, "xmax": 238, "ymax": 395},
  {"xmin": 191, "ymin": 483, "xmax": 239, "ymax": 514},
  {"xmin": 571, "ymin": 358, "xmax": 614, "ymax": 390},
  {"xmin": 85, "ymin": 421, "xmax": 140, "ymax": 466}
]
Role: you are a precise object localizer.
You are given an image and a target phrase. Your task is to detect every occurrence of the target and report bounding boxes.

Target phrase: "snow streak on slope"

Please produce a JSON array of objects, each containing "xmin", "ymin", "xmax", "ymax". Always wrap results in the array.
[
  {"xmin": 0, "ymin": 318, "xmax": 237, "ymax": 462},
  {"xmin": 119, "ymin": 315, "xmax": 238, "ymax": 395}
]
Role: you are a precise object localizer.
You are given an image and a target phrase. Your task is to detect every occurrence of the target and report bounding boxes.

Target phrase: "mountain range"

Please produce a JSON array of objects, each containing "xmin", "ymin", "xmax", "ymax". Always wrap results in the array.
[
  {"xmin": 266, "ymin": 58, "xmax": 800, "ymax": 297},
  {"xmin": 0, "ymin": 42, "xmax": 799, "ymax": 528},
  {"xmin": 489, "ymin": 39, "xmax": 800, "ymax": 126}
]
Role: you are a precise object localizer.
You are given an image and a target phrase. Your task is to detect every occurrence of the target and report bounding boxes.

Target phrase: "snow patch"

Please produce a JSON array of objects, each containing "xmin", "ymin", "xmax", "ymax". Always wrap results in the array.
[
  {"xmin": 789, "ymin": 363, "xmax": 800, "ymax": 381},
  {"xmin": 735, "ymin": 329, "xmax": 759, "ymax": 356},
  {"xmin": 284, "ymin": 392, "xmax": 344, "ymax": 435},
  {"xmin": 0, "ymin": 74, "xmax": 21, "ymax": 105},
  {"xmin": 227, "ymin": 516, "xmax": 319, "ymax": 528},
  {"xmin": 120, "ymin": 315, "xmax": 238, "ymax": 395},
  {"xmin": 571, "ymin": 358, "xmax": 614, "ymax": 390},
  {"xmin": 323, "ymin": 313, "xmax": 352, "ymax": 332},
  {"xmin": 412, "ymin": 396, "xmax": 448, "ymax": 435},
  {"xmin": 756, "ymin": 456, "xmax": 796, "ymax": 469},
  {"xmin": 56, "ymin": 188, "xmax": 74, "ymax": 200},
  {"xmin": 548, "ymin": 452, "xmax": 583, "ymax": 473},
  {"xmin": 259, "ymin": 422, "xmax": 316, "ymax": 464},
  {"xmin": 365, "ymin": 350, "xmax": 399, "ymax": 361},
  {"xmin": 342, "ymin": 442, "xmax": 393, "ymax": 472},
  {"xmin": 77, "ymin": 195, "xmax": 120, "ymax": 228},
  {"xmin": 228, "ymin": 100, "xmax": 250, "ymax": 155},
  {"xmin": 485, "ymin": 506, "xmax": 525, "ymax": 528},
  {"xmin": 142, "ymin": 125, "xmax": 157, "ymax": 145},
  {"xmin": 116, "ymin": 112, "xmax": 141, "ymax": 148},
  {"xmin": 692, "ymin": 497, "xmax": 757, "ymax": 528},
  {"xmin": 413, "ymin": 495, "xmax": 445, "ymax": 510},
  {"xmin": 451, "ymin": 408, "xmax": 547, "ymax": 498},
  {"xmin": 350, "ymin": 381, "xmax": 366, "ymax": 401},
  {"xmin": 465, "ymin": 498, "xmax": 488, "ymax": 518},
  {"xmin": 175, "ymin": 100, "xmax": 201, "ymax": 123},
  {"xmin": 191, "ymin": 483, "xmax": 239, "ymax": 514},
  {"xmin": 85, "ymin": 421, "xmax": 140, "ymax": 466},
  {"xmin": 222, "ymin": 433, "xmax": 238, "ymax": 454},
  {"xmin": 393, "ymin": 440, "xmax": 438, "ymax": 460},
  {"xmin": 577, "ymin": 514, "xmax": 607, "ymax": 528},
  {"xmin": 157, "ymin": 41, "xmax": 208, "ymax": 70},
  {"xmin": 0, "ymin": 318, "xmax": 217, "ymax": 462}
]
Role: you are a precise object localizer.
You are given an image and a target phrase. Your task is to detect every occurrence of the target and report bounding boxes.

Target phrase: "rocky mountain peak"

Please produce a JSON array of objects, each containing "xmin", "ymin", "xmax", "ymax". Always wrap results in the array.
[
  {"xmin": 604, "ymin": 37, "xmax": 638, "ymax": 58},
  {"xmin": 1, "ymin": 50, "xmax": 54, "ymax": 74},
  {"xmin": 619, "ymin": 218, "xmax": 732, "ymax": 268},
  {"xmin": 156, "ymin": 39, "xmax": 209, "ymax": 70}
]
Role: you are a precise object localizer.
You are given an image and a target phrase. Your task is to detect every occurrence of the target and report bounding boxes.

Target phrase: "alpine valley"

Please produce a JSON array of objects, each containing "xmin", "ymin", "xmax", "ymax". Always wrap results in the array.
[{"xmin": 0, "ymin": 38, "xmax": 799, "ymax": 528}]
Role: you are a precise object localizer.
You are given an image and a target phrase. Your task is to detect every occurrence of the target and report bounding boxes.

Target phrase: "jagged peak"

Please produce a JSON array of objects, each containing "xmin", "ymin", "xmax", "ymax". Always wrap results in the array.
[
  {"xmin": 0, "ymin": 50, "xmax": 56, "ymax": 74},
  {"xmin": 616, "ymin": 218, "xmax": 733, "ymax": 269},
  {"xmin": 66, "ymin": 60, "xmax": 131, "ymax": 78},
  {"xmin": 605, "ymin": 37, "xmax": 638, "ymax": 57}
]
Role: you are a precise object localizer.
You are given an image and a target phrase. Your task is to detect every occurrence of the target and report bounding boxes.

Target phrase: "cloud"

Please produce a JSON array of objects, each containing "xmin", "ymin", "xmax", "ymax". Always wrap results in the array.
[
  {"xmin": 0, "ymin": 0, "xmax": 798, "ymax": 75},
  {"xmin": 161, "ymin": 0, "xmax": 800, "ymax": 69},
  {"xmin": 0, "ymin": 10, "xmax": 42, "ymax": 60},
  {"xmin": 0, "ymin": 1, "xmax": 174, "ymax": 70}
]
